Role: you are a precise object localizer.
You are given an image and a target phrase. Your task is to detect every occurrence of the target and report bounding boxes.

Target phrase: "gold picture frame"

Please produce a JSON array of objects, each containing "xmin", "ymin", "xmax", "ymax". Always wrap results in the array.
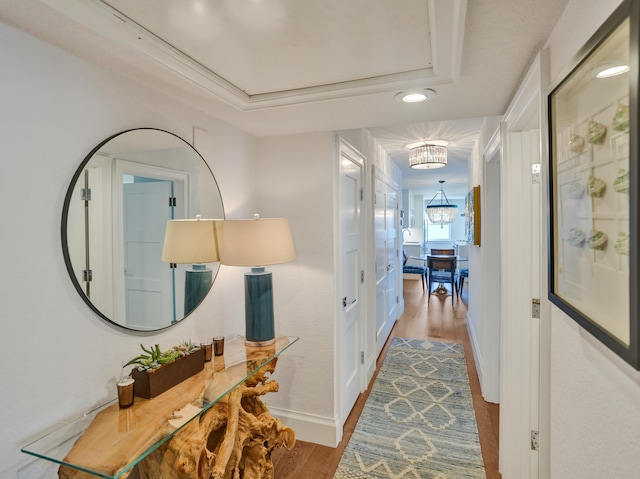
[{"xmin": 465, "ymin": 186, "xmax": 481, "ymax": 246}]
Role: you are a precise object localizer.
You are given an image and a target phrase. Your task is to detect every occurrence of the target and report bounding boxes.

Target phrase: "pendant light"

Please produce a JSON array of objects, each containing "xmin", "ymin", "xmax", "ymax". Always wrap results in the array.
[{"xmin": 426, "ymin": 181, "xmax": 458, "ymax": 224}]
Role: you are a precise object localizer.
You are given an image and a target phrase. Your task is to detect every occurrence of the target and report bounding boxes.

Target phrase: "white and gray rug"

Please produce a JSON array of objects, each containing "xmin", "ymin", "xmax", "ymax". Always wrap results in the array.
[{"xmin": 334, "ymin": 337, "xmax": 486, "ymax": 479}]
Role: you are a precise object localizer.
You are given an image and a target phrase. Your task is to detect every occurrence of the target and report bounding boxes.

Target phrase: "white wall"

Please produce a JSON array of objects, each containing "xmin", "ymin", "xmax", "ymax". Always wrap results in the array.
[
  {"xmin": 254, "ymin": 133, "xmax": 339, "ymax": 445},
  {"xmin": 466, "ymin": 117, "xmax": 501, "ymax": 403},
  {"xmin": 545, "ymin": 0, "xmax": 640, "ymax": 477},
  {"xmin": 0, "ymin": 21, "xmax": 300, "ymax": 477}
]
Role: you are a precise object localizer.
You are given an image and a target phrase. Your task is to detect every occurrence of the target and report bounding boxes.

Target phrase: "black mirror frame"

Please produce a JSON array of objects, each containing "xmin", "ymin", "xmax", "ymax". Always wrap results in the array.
[{"xmin": 61, "ymin": 128, "xmax": 224, "ymax": 332}]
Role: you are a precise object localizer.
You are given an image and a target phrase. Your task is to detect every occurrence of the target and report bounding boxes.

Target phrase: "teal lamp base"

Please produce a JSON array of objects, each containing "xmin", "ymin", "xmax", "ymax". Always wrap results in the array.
[
  {"xmin": 184, "ymin": 264, "xmax": 213, "ymax": 316},
  {"xmin": 244, "ymin": 267, "xmax": 276, "ymax": 346}
]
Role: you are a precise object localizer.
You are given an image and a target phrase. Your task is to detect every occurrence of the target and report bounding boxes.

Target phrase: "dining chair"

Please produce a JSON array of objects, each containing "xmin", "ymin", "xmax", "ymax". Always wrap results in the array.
[
  {"xmin": 402, "ymin": 250, "xmax": 427, "ymax": 290},
  {"xmin": 458, "ymin": 268, "xmax": 469, "ymax": 295},
  {"xmin": 430, "ymin": 248, "xmax": 455, "ymax": 255},
  {"xmin": 427, "ymin": 255, "xmax": 458, "ymax": 305}
]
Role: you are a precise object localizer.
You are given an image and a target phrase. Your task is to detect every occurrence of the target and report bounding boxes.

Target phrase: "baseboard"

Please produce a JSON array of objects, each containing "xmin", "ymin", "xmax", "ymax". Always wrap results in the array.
[
  {"xmin": 466, "ymin": 312, "xmax": 485, "ymax": 393},
  {"xmin": 269, "ymin": 406, "xmax": 341, "ymax": 448}
]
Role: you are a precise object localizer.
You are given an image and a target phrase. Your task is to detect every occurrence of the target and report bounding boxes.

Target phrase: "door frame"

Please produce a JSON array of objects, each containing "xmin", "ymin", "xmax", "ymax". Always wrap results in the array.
[
  {"xmin": 481, "ymin": 130, "xmax": 502, "ymax": 403},
  {"xmin": 499, "ymin": 50, "xmax": 549, "ymax": 479},
  {"xmin": 335, "ymin": 138, "xmax": 368, "ymax": 430}
]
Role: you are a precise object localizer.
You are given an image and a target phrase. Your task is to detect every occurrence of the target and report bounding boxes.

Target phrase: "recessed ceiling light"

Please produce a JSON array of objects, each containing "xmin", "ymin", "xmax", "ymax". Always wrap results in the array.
[
  {"xmin": 405, "ymin": 140, "xmax": 449, "ymax": 149},
  {"xmin": 596, "ymin": 65, "xmax": 630, "ymax": 78},
  {"xmin": 395, "ymin": 89, "xmax": 436, "ymax": 104}
]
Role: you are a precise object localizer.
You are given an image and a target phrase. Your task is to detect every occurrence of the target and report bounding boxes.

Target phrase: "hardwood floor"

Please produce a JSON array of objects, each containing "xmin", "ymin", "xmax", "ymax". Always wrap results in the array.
[{"xmin": 272, "ymin": 278, "xmax": 501, "ymax": 479}]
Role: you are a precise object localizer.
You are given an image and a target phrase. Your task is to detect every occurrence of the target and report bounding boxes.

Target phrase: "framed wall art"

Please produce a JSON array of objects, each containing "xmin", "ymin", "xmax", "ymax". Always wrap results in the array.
[
  {"xmin": 465, "ymin": 186, "xmax": 481, "ymax": 246},
  {"xmin": 548, "ymin": 0, "xmax": 639, "ymax": 368}
]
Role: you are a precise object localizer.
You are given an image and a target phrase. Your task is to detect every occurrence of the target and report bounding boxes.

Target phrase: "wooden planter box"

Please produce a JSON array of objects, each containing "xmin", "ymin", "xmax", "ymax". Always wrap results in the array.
[{"xmin": 131, "ymin": 348, "xmax": 205, "ymax": 398}]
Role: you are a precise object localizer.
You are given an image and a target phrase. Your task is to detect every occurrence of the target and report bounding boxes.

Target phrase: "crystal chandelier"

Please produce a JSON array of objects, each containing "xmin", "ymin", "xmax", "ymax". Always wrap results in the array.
[
  {"xmin": 409, "ymin": 144, "xmax": 447, "ymax": 169},
  {"xmin": 426, "ymin": 181, "xmax": 458, "ymax": 224}
]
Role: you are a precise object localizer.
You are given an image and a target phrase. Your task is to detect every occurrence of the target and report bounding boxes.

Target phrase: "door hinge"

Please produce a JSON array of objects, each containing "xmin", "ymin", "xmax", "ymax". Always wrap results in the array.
[
  {"xmin": 532, "ymin": 298, "xmax": 541, "ymax": 319},
  {"xmin": 360, "ymin": 270, "xmax": 364, "ymax": 284},
  {"xmin": 169, "ymin": 197, "xmax": 176, "ymax": 207},
  {"xmin": 360, "ymin": 188, "xmax": 364, "ymax": 201},
  {"xmin": 532, "ymin": 164, "xmax": 541, "ymax": 184},
  {"xmin": 81, "ymin": 188, "xmax": 91, "ymax": 201},
  {"xmin": 530, "ymin": 430, "xmax": 539, "ymax": 451},
  {"xmin": 360, "ymin": 351, "xmax": 365, "ymax": 364},
  {"xmin": 82, "ymin": 269, "xmax": 92, "ymax": 282}
]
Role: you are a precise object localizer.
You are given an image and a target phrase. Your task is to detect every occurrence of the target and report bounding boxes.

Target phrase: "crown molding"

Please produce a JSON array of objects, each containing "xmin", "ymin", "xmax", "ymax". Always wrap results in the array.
[{"xmin": 40, "ymin": 0, "xmax": 467, "ymax": 111}]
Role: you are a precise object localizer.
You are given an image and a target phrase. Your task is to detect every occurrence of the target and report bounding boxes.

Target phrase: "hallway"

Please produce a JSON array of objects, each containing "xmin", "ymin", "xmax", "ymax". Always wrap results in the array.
[{"xmin": 272, "ymin": 278, "xmax": 501, "ymax": 478}]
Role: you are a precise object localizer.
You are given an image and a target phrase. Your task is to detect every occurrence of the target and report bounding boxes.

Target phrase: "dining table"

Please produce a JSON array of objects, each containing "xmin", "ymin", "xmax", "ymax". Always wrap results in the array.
[{"xmin": 409, "ymin": 254, "xmax": 468, "ymax": 296}]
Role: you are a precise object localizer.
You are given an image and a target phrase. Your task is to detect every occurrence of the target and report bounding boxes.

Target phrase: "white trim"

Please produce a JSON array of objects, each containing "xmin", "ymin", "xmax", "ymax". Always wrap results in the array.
[
  {"xmin": 41, "ymin": 0, "xmax": 467, "ymax": 110},
  {"xmin": 466, "ymin": 313, "xmax": 485, "ymax": 389},
  {"xmin": 499, "ymin": 52, "xmax": 545, "ymax": 479},
  {"xmin": 536, "ymin": 47, "xmax": 552, "ymax": 479},
  {"xmin": 269, "ymin": 406, "xmax": 341, "ymax": 448},
  {"xmin": 480, "ymin": 137, "xmax": 501, "ymax": 403},
  {"xmin": 484, "ymin": 127, "xmax": 501, "ymax": 162},
  {"xmin": 335, "ymin": 137, "xmax": 368, "ymax": 433}
]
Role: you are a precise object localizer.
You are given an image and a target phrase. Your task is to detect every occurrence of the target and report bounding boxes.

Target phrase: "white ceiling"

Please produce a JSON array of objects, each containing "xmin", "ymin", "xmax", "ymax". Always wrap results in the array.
[{"xmin": 1, "ymin": 0, "xmax": 569, "ymax": 197}]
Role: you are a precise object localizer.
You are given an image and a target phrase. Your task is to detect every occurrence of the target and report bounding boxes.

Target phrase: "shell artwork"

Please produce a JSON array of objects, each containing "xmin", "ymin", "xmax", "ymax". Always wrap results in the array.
[
  {"xmin": 569, "ymin": 133, "xmax": 586, "ymax": 156},
  {"xmin": 587, "ymin": 120, "xmax": 607, "ymax": 145},
  {"xmin": 612, "ymin": 103, "xmax": 629, "ymax": 133},
  {"xmin": 587, "ymin": 230, "xmax": 608, "ymax": 250},
  {"xmin": 613, "ymin": 168, "xmax": 629, "ymax": 194},
  {"xmin": 567, "ymin": 228, "xmax": 586, "ymax": 247},
  {"xmin": 615, "ymin": 232, "xmax": 629, "ymax": 256},
  {"xmin": 567, "ymin": 181, "xmax": 585, "ymax": 199},
  {"xmin": 586, "ymin": 176, "xmax": 606, "ymax": 197}
]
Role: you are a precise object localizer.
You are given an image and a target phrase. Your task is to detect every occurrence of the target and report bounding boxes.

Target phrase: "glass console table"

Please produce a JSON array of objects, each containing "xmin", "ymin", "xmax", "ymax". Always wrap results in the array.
[{"xmin": 22, "ymin": 336, "xmax": 298, "ymax": 479}]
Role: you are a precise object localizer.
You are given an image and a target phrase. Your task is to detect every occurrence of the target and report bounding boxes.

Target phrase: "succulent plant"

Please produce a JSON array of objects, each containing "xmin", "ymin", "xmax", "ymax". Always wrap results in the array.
[
  {"xmin": 124, "ymin": 344, "xmax": 181, "ymax": 371},
  {"xmin": 172, "ymin": 340, "xmax": 200, "ymax": 358}
]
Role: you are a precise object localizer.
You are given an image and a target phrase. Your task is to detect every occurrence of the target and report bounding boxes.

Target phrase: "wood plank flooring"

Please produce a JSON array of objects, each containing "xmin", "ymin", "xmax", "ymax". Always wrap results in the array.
[{"xmin": 272, "ymin": 278, "xmax": 501, "ymax": 479}]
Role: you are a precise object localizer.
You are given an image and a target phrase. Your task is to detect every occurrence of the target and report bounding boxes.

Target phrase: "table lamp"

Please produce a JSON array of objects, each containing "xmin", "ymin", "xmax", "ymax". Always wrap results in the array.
[
  {"xmin": 216, "ymin": 215, "xmax": 296, "ymax": 346},
  {"xmin": 161, "ymin": 216, "xmax": 219, "ymax": 316}
]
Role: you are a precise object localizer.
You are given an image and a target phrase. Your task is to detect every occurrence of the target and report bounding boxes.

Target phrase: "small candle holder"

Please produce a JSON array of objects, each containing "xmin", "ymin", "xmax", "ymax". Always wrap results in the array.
[
  {"xmin": 117, "ymin": 378, "xmax": 135, "ymax": 409},
  {"xmin": 213, "ymin": 336, "xmax": 225, "ymax": 356},
  {"xmin": 200, "ymin": 341, "xmax": 213, "ymax": 362}
]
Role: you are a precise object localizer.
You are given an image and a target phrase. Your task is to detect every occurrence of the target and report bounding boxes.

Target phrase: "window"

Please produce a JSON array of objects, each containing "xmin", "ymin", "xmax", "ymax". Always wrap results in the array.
[{"xmin": 425, "ymin": 215, "xmax": 452, "ymax": 241}]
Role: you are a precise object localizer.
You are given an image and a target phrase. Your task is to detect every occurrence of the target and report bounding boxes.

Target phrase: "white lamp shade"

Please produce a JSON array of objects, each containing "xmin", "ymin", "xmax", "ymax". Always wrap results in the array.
[
  {"xmin": 161, "ymin": 218, "xmax": 219, "ymax": 263},
  {"xmin": 216, "ymin": 218, "xmax": 296, "ymax": 266}
]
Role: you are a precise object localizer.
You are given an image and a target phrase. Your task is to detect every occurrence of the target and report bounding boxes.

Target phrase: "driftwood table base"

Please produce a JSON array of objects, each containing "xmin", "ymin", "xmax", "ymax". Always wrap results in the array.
[
  {"xmin": 137, "ymin": 360, "xmax": 294, "ymax": 479},
  {"xmin": 59, "ymin": 355, "xmax": 295, "ymax": 479}
]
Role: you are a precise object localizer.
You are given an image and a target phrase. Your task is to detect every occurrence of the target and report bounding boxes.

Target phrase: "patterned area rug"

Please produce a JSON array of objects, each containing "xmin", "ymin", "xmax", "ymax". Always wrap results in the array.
[{"xmin": 334, "ymin": 337, "xmax": 486, "ymax": 479}]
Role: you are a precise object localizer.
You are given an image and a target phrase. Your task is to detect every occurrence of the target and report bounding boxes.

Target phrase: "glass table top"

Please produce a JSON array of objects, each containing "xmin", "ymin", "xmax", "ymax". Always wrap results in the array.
[{"xmin": 21, "ymin": 336, "xmax": 298, "ymax": 479}]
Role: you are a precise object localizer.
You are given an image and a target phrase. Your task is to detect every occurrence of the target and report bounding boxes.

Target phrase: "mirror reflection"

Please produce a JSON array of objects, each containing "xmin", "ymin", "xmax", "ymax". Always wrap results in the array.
[{"xmin": 62, "ymin": 128, "xmax": 224, "ymax": 331}]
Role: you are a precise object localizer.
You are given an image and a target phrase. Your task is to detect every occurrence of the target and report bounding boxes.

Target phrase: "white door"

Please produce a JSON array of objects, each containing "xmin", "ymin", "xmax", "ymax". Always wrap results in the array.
[
  {"xmin": 374, "ymin": 170, "xmax": 398, "ymax": 355},
  {"xmin": 339, "ymin": 144, "xmax": 364, "ymax": 425},
  {"xmin": 385, "ymin": 187, "xmax": 398, "ymax": 339},
  {"xmin": 122, "ymin": 180, "xmax": 173, "ymax": 329}
]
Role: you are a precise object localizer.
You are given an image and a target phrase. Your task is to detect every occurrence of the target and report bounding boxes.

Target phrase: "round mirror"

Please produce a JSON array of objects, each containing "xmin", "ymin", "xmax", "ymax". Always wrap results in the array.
[{"xmin": 62, "ymin": 128, "xmax": 224, "ymax": 331}]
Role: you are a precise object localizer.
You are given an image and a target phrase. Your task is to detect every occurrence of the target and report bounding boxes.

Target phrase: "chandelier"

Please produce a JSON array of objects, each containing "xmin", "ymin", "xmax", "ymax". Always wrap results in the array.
[
  {"xmin": 426, "ymin": 181, "xmax": 458, "ymax": 224},
  {"xmin": 409, "ymin": 144, "xmax": 447, "ymax": 169}
]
